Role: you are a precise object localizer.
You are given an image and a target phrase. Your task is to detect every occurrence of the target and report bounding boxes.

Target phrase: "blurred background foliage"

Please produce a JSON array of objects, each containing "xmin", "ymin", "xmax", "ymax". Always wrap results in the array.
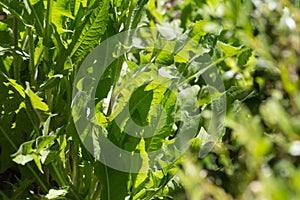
[
  {"xmin": 170, "ymin": 0, "xmax": 300, "ymax": 199},
  {"xmin": 0, "ymin": 0, "xmax": 299, "ymax": 199}
]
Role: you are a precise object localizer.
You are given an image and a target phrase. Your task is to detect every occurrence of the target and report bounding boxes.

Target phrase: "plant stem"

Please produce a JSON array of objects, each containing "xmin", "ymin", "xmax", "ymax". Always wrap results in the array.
[
  {"xmin": 51, "ymin": 162, "xmax": 81, "ymax": 200},
  {"xmin": 28, "ymin": 27, "xmax": 35, "ymax": 85},
  {"xmin": 24, "ymin": 103, "xmax": 41, "ymax": 137},
  {"xmin": 43, "ymin": 0, "xmax": 52, "ymax": 75},
  {"xmin": 51, "ymin": 162, "xmax": 67, "ymax": 186},
  {"xmin": 104, "ymin": 165, "xmax": 110, "ymax": 200},
  {"xmin": 71, "ymin": 141, "xmax": 79, "ymax": 187},
  {"xmin": 91, "ymin": 181, "xmax": 102, "ymax": 200},
  {"xmin": 13, "ymin": 17, "xmax": 20, "ymax": 82}
]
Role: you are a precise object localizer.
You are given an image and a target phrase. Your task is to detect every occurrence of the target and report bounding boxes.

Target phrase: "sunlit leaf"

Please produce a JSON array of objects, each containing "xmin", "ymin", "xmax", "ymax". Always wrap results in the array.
[
  {"xmin": 45, "ymin": 189, "xmax": 68, "ymax": 199},
  {"xmin": 25, "ymin": 84, "xmax": 49, "ymax": 112}
]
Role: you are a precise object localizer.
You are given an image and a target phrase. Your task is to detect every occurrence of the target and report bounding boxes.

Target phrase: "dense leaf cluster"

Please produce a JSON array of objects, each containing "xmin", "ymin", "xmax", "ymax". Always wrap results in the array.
[{"xmin": 0, "ymin": 0, "xmax": 299, "ymax": 199}]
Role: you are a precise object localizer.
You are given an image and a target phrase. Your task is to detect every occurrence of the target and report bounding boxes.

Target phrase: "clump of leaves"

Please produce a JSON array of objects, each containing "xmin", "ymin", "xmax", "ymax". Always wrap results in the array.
[{"xmin": 0, "ymin": 0, "xmax": 300, "ymax": 199}]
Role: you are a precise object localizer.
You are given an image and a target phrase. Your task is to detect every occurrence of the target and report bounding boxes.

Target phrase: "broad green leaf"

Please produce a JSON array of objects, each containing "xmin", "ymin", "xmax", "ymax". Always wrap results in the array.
[
  {"xmin": 129, "ymin": 85, "xmax": 153, "ymax": 126},
  {"xmin": 0, "ymin": 21, "xmax": 7, "ymax": 31},
  {"xmin": 217, "ymin": 41, "xmax": 240, "ymax": 56},
  {"xmin": 94, "ymin": 162, "xmax": 129, "ymax": 200},
  {"xmin": 42, "ymin": 114, "xmax": 55, "ymax": 136},
  {"xmin": 198, "ymin": 85, "xmax": 223, "ymax": 107},
  {"xmin": 95, "ymin": 77, "xmax": 113, "ymax": 103},
  {"xmin": 33, "ymin": 37, "xmax": 44, "ymax": 66},
  {"xmin": 25, "ymin": 84, "xmax": 49, "ymax": 112},
  {"xmin": 174, "ymin": 39, "xmax": 207, "ymax": 63},
  {"xmin": 237, "ymin": 49, "xmax": 252, "ymax": 66},
  {"xmin": 51, "ymin": 0, "xmax": 74, "ymax": 34},
  {"xmin": 39, "ymin": 149, "xmax": 50, "ymax": 164},
  {"xmin": 145, "ymin": 90, "xmax": 176, "ymax": 152},
  {"xmin": 0, "ymin": 74, "xmax": 31, "ymax": 173},
  {"xmin": 110, "ymin": 67, "xmax": 157, "ymax": 120},
  {"xmin": 70, "ymin": 0, "xmax": 109, "ymax": 62}
]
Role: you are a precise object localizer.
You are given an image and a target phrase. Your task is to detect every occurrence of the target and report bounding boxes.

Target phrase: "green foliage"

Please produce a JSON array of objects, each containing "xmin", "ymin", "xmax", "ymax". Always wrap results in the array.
[
  {"xmin": 70, "ymin": 0, "xmax": 110, "ymax": 62},
  {"xmin": 0, "ymin": 0, "xmax": 300, "ymax": 199}
]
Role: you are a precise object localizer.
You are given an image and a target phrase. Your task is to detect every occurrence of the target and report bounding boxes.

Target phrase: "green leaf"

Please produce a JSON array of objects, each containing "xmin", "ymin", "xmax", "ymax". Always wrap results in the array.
[
  {"xmin": 70, "ymin": 0, "xmax": 110, "ymax": 62},
  {"xmin": 190, "ymin": 20, "xmax": 210, "ymax": 38},
  {"xmin": 132, "ymin": 138, "xmax": 149, "ymax": 186},
  {"xmin": 33, "ymin": 153, "xmax": 43, "ymax": 173},
  {"xmin": 25, "ymin": 83, "xmax": 49, "ymax": 112},
  {"xmin": 45, "ymin": 189, "xmax": 68, "ymax": 199},
  {"xmin": 198, "ymin": 127, "xmax": 209, "ymax": 145},
  {"xmin": 94, "ymin": 162, "xmax": 129, "ymax": 200},
  {"xmin": 11, "ymin": 140, "xmax": 35, "ymax": 165},
  {"xmin": 180, "ymin": 2, "xmax": 192, "ymax": 29},
  {"xmin": 12, "ymin": 140, "xmax": 35, "ymax": 156},
  {"xmin": 36, "ymin": 135, "xmax": 56, "ymax": 153},
  {"xmin": 129, "ymin": 85, "xmax": 153, "ymax": 126},
  {"xmin": 147, "ymin": 0, "xmax": 163, "ymax": 23},
  {"xmin": 145, "ymin": 89, "xmax": 176, "ymax": 152},
  {"xmin": 217, "ymin": 41, "xmax": 240, "ymax": 56},
  {"xmin": 155, "ymin": 50, "xmax": 174, "ymax": 65},
  {"xmin": 4, "ymin": 77, "xmax": 26, "ymax": 98},
  {"xmin": 29, "ymin": 0, "xmax": 40, "ymax": 5},
  {"xmin": 39, "ymin": 74, "xmax": 63, "ymax": 90},
  {"xmin": 12, "ymin": 154, "xmax": 34, "ymax": 165},
  {"xmin": 237, "ymin": 49, "xmax": 252, "ymax": 66},
  {"xmin": 51, "ymin": 0, "xmax": 74, "ymax": 34}
]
